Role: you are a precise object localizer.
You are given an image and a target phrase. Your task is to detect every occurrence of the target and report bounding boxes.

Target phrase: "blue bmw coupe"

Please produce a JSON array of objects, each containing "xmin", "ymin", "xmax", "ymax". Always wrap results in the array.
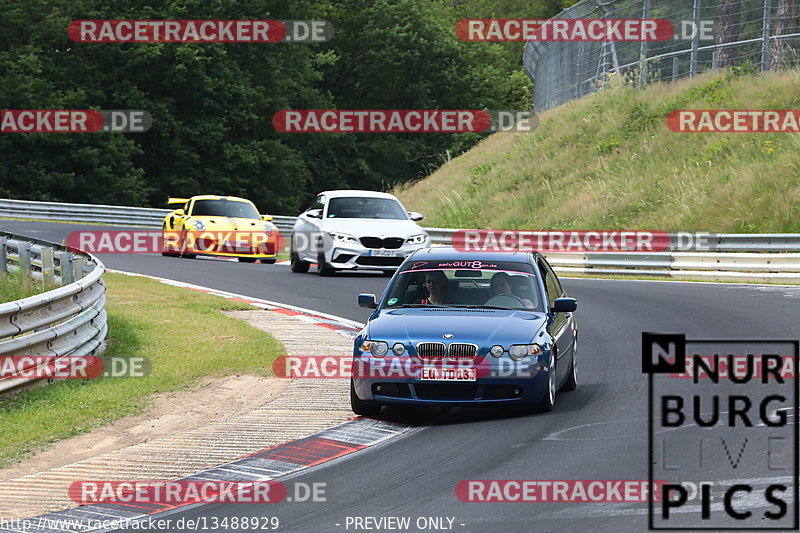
[{"xmin": 351, "ymin": 247, "xmax": 578, "ymax": 415}]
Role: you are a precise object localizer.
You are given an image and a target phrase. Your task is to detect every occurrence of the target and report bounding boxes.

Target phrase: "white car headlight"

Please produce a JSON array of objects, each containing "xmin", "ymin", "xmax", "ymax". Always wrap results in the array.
[
  {"xmin": 192, "ymin": 220, "xmax": 206, "ymax": 231},
  {"xmin": 328, "ymin": 232, "xmax": 358, "ymax": 244},
  {"xmin": 407, "ymin": 234, "xmax": 427, "ymax": 245}
]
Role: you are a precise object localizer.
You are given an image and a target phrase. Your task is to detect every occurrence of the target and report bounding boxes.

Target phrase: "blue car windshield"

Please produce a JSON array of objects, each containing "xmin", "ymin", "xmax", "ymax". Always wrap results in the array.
[{"xmin": 382, "ymin": 260, "xmax": 542, "ymax": 311}]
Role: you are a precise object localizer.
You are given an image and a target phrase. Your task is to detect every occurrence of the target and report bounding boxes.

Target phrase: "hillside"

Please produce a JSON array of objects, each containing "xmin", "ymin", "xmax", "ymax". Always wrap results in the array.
[{"xmin": 395, "ymin": 68, "xmax": 800, "ymax": 233}]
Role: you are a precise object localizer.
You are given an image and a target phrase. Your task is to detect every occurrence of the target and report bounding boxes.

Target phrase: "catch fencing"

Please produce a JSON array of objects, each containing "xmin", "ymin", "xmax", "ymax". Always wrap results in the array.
[{"xmin": 523, "ymin": 0, "xmax": 800, "ymax": 111}]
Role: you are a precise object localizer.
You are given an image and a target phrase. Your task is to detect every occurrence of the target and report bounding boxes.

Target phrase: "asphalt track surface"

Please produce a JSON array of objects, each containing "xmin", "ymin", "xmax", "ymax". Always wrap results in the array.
[{"xmin": 3, "ymin": 220, "xmax": 800, "ymax": 532}]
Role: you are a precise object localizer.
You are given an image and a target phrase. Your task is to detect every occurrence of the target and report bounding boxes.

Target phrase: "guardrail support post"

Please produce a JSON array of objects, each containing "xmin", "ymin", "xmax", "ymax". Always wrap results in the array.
[
  {"xmin": 55, "ymin": 251, "xmax": 74, "ymax": 284},
  {"xmin": 18, "ymin": 241, "xmax": 32, "ymax": 273},
  {"xmin": 40, "ymin": 246, "xmax": 55, "ymax": 286},
  {"xmin": 73, "ymin": 256, "xmax": 87, "ymax": 281},
  {"xmin": 0, "ymin": 237, "xmax": 6, "ymax": 274}
]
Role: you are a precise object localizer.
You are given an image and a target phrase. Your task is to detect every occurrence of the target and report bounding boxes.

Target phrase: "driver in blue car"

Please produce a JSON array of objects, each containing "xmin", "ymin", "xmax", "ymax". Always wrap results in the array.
[
  {"xmin": 489, "ymin": 272, "xmax": 535, "ymax": 308},
  {"xmin": 417, "ymin": 270, "xmax": 449, "ymax": 305}
]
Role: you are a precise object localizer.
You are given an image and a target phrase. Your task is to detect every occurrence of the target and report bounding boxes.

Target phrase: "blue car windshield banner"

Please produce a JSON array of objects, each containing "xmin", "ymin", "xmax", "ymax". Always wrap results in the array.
[{"xmin": 400, "ymin": 259, "xmax": 536, "ymax": 275}]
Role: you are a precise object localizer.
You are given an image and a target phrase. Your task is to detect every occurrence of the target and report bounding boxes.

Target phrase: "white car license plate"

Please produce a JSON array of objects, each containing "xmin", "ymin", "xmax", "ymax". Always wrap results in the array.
[
  {"xmin": 369, "ymin": 250, "xmax": 397, "ymax": 257},
  {"xmin": 419, "ymin": 367, "xmax": 476, "ymax": 381}
]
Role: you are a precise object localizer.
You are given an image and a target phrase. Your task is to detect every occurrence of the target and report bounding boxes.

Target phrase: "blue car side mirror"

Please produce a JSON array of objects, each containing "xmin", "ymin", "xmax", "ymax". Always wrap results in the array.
[
  {"xmin": 358, "ymin": 293, "xmax": 378, "ymax": 309},
  {"xmin": 551, "ymin": 298, "xmax": 577, "ymax": 313}
]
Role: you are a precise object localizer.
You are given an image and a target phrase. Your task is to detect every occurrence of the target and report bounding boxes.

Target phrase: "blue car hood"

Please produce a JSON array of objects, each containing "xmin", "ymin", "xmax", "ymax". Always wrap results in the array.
[{"xmin": 366, "ymin": 308, "xmax": 546, "ymax": 346}]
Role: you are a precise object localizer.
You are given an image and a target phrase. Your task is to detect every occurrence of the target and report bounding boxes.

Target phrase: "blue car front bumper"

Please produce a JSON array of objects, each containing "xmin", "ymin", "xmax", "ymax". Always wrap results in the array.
[{"xmin": 351, "ymin": 355, "xmax": 549, "ymax": 407}]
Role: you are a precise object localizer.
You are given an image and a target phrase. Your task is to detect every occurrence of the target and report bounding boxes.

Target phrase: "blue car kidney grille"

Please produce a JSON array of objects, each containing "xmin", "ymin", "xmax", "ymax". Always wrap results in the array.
[
  {"xmin": 448, "ymin": 343, "xmax": 477, "ymax": 359},
  {"xmin": 417, "ymin": 342, "xmax": 477, "ymax": 359},
  {"xmin": 417, "ymin": 342, "xmax": 447, "ymax": 358}
]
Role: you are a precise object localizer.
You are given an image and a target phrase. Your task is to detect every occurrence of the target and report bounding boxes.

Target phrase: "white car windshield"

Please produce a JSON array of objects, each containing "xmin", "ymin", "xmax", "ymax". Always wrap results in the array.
[{"xmin": 326, "ymin": 197, "xmax": 407, "ymax": 219}]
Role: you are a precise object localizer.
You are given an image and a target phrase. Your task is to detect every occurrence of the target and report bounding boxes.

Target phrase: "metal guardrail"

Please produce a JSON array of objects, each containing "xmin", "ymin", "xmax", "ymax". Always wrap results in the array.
[
  {"xmin": 2, "ymin": 198, "xmax": 800, "ymax": 282},
  {"xmin": 0, "ymin": 231, "xmax": 107, "ymax": 395},
  {"xmin": 0, "ymin": 198, "xmax": 298, "ymax": 234},
  {"xmin": 543, "ymin": 251, "xmax": 800, "ymax": 283}
]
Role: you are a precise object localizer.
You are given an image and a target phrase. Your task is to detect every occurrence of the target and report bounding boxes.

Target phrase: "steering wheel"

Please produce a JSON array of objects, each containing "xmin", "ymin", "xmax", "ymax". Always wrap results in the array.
[{"xmin": 484, "ymin": 294, "xmax": 526, "ymax": 308}]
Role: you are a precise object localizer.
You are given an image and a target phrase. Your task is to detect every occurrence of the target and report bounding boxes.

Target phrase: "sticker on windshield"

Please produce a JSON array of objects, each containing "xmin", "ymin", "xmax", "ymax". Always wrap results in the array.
[{"xmin": 387, "ymin": 298, "xmax": 398, "ymax": 306}]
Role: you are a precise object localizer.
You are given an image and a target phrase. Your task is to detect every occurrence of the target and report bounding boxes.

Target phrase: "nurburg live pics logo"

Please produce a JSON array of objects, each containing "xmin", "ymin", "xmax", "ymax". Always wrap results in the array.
[{"xmin": 642, "ymin": 333, "xmax": 799, "ymax": 530}]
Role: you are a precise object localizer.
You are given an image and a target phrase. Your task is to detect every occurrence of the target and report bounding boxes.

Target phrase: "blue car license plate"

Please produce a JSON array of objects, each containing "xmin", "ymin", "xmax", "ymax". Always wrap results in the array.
[{"xmin": 419, "ymin": 367, "xmax": 476, "ymax": 381}]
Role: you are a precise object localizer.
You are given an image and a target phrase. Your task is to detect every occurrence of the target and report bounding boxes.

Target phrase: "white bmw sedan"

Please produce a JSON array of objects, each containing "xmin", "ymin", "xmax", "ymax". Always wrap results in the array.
[{"xmin": 290, "ymin": 190, "xmax": 430, "ymax": 276}]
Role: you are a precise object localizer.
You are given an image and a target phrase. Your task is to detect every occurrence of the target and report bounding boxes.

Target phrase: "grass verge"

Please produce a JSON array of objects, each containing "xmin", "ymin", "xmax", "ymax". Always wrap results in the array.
[
  {"xmin": 0, "ymin": 272, "xmax": 285, "ymax": 468},
  {"xmin": 0, "ymin": 270, "xmax": 57, "ymax": 303},
  {"xmin": 396, "ymin": 68, "xmax": 800, "ymax": 233}
]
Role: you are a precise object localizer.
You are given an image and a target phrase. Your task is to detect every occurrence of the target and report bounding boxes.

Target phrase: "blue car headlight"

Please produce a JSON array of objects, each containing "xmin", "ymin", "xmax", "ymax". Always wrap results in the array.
[
  {"xmin": 361, "ymin": 340, "xmax": 389, "ymax": 357},
  {"xmin": 392, "ymin": 343, "xmax": 405, "ymax": 356},
  {"xmin": 509, "ymin": 344, "xmax": 543, "ymax": 361}
]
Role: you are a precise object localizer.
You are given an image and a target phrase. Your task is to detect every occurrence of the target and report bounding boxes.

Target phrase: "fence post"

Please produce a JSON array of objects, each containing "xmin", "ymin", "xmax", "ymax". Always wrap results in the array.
[
  {"xmin": 576, "ymin": 41, "xmax": 585, "ymax": 98},
  {"xmin": 563, "ymin": 41, "xmax": 571, "ymax": 105},
  {"xmin": 40, "ymin": 246, "xmax": 55, "ymax": 286},
  {"xmin": 762, "ymin": 0, "xmax": 773, "ymax": 71},
  {"xmin": 712, "ymin": 48, "xmax": 719, "ymax": 69},
  {"xmin": 18, "ymin": 241, "xmax": 31, "ymax": 273},
  {"xmin": 672, "ymin": 56, "xmax": 679, "ymax": 80},
  {"xmin": 690, "ymin": 0, "xmax": 701, "ymax": 76},
  {"xmin": 639, "ymin": 0, "xmax": 651, "ymax": 88}
]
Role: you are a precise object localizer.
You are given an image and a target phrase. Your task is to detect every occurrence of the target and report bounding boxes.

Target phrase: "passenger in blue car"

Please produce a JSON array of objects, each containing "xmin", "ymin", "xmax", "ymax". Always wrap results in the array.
[
  {"xmin": 417, "ymin": 270, "xmax": 448, "ymax": 305},
  {"xmin": 489, "ymin": 272, "xmax": 535, "ymax": 308}
]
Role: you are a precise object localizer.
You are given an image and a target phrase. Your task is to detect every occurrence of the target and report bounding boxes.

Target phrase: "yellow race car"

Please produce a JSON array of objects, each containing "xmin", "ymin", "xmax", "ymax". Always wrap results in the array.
[{"xmin": 161, "ymin": 195, "xmax": 281, "ymax": 263}]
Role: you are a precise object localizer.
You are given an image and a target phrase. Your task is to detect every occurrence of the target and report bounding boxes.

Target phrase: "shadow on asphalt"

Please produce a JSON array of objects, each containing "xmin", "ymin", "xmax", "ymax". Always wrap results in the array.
[{"xmin": 365, "ymin": 384, "xmax": 602, "ymax": 426}]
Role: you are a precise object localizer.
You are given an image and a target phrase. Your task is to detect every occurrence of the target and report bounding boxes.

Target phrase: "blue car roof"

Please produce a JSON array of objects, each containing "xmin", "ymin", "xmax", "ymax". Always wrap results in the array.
[{"xmin": 408, "ymin": 247, "xmax": 539, "ymax": 263}]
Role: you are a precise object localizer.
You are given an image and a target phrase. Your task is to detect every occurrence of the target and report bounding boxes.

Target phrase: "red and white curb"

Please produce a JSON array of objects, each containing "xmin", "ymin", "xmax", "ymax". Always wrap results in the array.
[
  {"xmin": 0, "ymin": 272, "xmax": 423, "ymax": 533},
  {"xmin": 3, "ymin": 419, "xmax": 413, "ymax": 533}
]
